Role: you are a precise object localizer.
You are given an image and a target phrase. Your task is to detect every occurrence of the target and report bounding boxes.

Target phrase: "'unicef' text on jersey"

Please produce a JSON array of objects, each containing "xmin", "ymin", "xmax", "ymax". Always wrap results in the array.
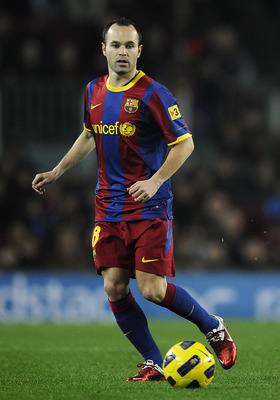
[{"xmin": 92, "ymin": 121, "xmax": 136, "ymax": 137}]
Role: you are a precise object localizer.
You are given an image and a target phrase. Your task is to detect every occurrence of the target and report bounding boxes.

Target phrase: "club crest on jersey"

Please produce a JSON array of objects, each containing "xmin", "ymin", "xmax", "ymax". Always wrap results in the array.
[
  {"xmin": 124, "ymin": 98, "xmax": 139, "ymax": 113},
  {"xmin": 119, "ymin": 122, "xmax": 136, "ymax": 137}
]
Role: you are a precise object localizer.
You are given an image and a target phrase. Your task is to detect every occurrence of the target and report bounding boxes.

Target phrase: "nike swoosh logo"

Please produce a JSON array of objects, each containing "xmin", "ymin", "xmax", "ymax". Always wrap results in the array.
[
  {"xmin": 142, "ymin": 257, "xmax": 159, "ymax": 263},
  {"xmin": 124, "ymin": 330, "xmax": 132, "ymax": 336},
  {"xmin": 91, "ymin": 103, "xmax": 102, "ymax": 109}
]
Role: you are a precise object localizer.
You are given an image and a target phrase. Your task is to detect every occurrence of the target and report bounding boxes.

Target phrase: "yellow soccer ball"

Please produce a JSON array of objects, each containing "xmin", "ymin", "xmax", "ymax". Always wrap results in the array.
[{"xmin": 163, "ymin": 341, "xmax": 216, "ymax": 388}]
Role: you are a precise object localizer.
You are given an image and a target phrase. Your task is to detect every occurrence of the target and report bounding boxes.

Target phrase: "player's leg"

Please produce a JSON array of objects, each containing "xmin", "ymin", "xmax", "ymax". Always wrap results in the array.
[
  {"xmin": 135, "ymin": 218, "xmax": 218, "ymax": 335},
  {"xmin": 102, "ymin": 267, "xmax": 165, "ymax": 381},
  {"xmin": 92, "ymin": 222, "xmax": 164, "ymax": 381},
  {"xmin": 136, "ymin": 270, "xmax": 218, "ymax": 334},
  {"xmin": 161, "ymin": 281, "xmax": 237, "ymax": 369},
  {"xmin": 135, "ymin": 218, "xmax": 237, "ymax": 369},
  {"xmin": 136, "ymin": 270, "xmax": 237, "ymax": 369}
]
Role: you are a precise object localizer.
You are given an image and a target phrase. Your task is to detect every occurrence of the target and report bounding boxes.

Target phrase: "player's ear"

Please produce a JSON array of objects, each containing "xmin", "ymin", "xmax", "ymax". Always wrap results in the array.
[
  {"xmin": 138, "ymin": 44, "xmax": 143, "ymax": 59},
  {"xmin": 102, "ymin": 42, "xmax": 106, "ymax": 56}
]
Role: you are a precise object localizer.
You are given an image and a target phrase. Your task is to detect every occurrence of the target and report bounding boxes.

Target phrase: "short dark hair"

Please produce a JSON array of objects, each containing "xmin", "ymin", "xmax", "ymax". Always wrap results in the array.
[{"xmin": 102, "ymin": 17, "xmax": 142, "ymax": 46}]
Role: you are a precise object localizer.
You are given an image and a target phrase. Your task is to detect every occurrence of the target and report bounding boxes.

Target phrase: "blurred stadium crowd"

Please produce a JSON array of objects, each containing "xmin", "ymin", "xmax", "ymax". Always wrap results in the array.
[{"xmin": 1, "ymin": 0, "xmax": 280, "ymax": 272}]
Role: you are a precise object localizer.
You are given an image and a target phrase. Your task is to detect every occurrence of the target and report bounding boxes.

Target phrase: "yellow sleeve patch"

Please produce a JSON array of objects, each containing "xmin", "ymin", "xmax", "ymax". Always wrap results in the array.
[{"xmin": 168, "ymin": 104, "xmax": 181, "ymax": 120}]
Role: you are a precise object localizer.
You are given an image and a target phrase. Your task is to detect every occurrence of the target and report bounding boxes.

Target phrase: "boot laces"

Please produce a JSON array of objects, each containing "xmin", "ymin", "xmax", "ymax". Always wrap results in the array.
[{"xmin": 206, "ymin": 329, "xmax": 225, "ymax": 343}]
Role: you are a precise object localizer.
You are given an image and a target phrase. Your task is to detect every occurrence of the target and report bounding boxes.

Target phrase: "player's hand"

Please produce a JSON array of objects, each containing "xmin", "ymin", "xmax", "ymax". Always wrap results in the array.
[
  {"xmin": 32, "ymin": 171, "xmax": 57, "ymax": 195},
  {"xmin": 127, "ymin": 178, "xmax": 161, "ymax": 203}
]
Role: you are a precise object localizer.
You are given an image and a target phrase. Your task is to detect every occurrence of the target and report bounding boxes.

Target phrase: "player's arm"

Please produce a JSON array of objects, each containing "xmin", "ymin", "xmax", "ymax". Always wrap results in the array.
[
  {"xmin": 32, "ymin": 128, "xmax": 96, "ymax": 195},
  {"xmin": 128, "ymin": 136, "xmax": 194, "ymax": 202}
]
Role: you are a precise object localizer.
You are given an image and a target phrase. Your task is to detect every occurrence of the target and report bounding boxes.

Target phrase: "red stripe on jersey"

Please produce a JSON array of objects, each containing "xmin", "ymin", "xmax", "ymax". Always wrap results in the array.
[
  {"xmin": 148, "ymin": 91, "xmax": 180, "ymax": 144},
  {"xmin": 89, "ymin": 76, "xmax": 110, "ymax": 221}
]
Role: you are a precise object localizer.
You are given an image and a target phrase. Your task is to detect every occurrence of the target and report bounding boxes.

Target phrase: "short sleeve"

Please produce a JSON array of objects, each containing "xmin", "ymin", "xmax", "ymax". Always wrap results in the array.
[{"xmin": 147, "ymin": 85, "xmax": 191, "ymax": 145}]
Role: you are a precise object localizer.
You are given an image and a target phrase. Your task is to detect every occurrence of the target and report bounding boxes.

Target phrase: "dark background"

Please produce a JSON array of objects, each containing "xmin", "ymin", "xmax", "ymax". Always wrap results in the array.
[{"xmin": 1, "ymin": 0, "xmax": 280, "ymax": 272}]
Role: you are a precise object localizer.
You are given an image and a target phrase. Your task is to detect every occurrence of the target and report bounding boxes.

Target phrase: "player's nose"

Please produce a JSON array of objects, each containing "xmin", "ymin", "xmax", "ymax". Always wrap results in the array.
[{"xmin": 118, "ymin": 45, "xmax": 127, "ymax": 55}]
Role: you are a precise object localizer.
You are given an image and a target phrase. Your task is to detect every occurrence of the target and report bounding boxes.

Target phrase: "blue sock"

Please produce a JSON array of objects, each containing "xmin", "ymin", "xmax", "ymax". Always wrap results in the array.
[
  {"xmin": 109, "ymin": 291, "xmax": 163, "ymax": 367},
  {"xmin": 160, "ymin": 283, "xmax": 219, "ymax": 335}
]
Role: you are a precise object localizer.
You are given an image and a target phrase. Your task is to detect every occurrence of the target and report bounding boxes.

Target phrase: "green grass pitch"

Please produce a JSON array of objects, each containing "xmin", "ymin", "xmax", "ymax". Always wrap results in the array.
[{"xmin": 0, "ymin": 320, "xmax": 279, "ymax": 400}]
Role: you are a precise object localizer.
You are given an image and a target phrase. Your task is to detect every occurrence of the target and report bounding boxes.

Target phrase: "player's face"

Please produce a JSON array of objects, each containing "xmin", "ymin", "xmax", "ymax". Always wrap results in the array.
[{"xmin": 102, "ymin": 24, "xmax": 142, "ymax": 76}]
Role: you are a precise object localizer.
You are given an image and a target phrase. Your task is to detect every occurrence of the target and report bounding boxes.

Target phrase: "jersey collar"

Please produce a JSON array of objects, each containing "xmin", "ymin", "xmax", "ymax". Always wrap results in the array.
[{"xmin": 106, "ymin": 70, "xmax": 145, "ymax": 92}]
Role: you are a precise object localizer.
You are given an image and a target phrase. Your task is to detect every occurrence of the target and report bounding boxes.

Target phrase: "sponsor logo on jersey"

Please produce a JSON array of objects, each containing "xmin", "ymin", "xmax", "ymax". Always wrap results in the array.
[
  {"xmin": 119, "ymin": 122, "xmax": 136, "ymax": 137},
  {"xmin": 92, "ymin": 121, "xmax": 120, "ymax": 135},
  {"xmin": 168, "ymin": 104, "xmax": 181, "ymax": 120},
  {"xmin": 91, "ymin": 121, "xmax": 136, "ymax": 137},
  {"xmin": 91, "ymin": 103, "xmax": 102, "ymax": 110},
  {"xmin": 124, "ymin": 98, "xmax": 139, "ymax": 113},
  {"xmin": 142, "ymin": 257, "xmax": 159, "ymax": 263}
]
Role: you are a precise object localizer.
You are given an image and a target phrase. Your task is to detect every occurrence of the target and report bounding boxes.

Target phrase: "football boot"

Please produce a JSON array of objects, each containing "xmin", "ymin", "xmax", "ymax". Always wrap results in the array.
[
  {"xmin": 126, "ymin": 360, "xmax": 165, "ymax": 381},
  {"xmin": 206, "ymin": 315, "xmax": 237, "ymax": 369}
]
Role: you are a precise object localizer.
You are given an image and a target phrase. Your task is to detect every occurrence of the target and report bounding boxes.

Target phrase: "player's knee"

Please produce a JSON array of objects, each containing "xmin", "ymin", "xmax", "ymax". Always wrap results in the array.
[
  {"xmin": 140, "ymin": 285, "xmax": 164, "ymax": 304},
  {"xmin": 103, "ymin": 279, "xmax": 128, "ymax": 300},
  {"xmin": 137, "ymin": 273, "xmax": 167, "ymax": 304}
]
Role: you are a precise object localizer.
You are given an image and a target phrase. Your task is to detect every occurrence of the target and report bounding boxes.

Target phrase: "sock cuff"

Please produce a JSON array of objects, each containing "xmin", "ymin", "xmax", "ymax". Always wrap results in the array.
[
  {"xmin": 160, "ymin": 283, "xmax": 177, "ymax": 307},
  {"xmin": 108, "ymin": 290, "xmax": 135, "ymax": 313}
]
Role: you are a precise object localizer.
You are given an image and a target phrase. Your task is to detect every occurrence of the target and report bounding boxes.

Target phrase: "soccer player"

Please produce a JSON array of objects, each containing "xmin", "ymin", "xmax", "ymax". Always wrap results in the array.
[{"xmin": 32, "ymin": 17, "xmax": 237, "ymax": 381}]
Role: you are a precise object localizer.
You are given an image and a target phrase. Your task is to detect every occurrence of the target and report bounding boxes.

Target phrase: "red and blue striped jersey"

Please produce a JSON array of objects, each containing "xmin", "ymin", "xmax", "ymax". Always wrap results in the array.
[{"xmin": 84, "ymin": 71, "xmax": 192, "ymax": 222}]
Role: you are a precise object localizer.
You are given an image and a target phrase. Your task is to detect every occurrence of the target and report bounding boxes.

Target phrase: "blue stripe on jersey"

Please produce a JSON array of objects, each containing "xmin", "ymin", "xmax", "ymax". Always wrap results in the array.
[
  {"xmin": 86, "ymin": 78, "xmax": 100, "ymax": 193},
  {"xmin": 141, "ymin": 81, "xmax": 158, "ymax": 104},
  {"xmin": 101, "ymin": 90, "xmax": 126, "ymax": 221}
]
